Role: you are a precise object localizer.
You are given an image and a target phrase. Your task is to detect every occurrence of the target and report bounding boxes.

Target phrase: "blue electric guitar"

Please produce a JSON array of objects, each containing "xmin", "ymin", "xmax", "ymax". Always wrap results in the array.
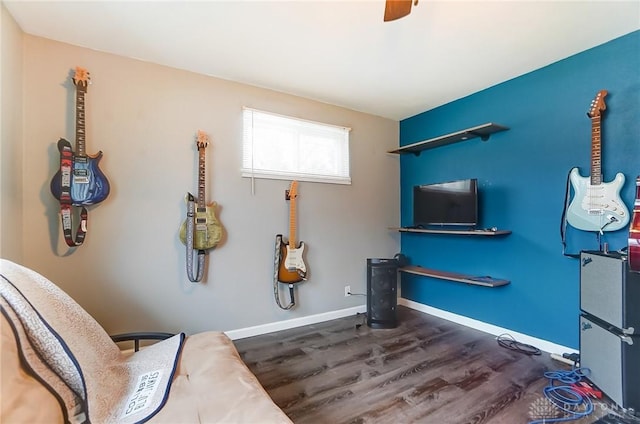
[
  {"xmin": 567, "ymin": 90, "xmax": 628, "ymax": 232},
  {"xmin": 50, "ymin": 67, "xmax": 110, "ymax": 205}
]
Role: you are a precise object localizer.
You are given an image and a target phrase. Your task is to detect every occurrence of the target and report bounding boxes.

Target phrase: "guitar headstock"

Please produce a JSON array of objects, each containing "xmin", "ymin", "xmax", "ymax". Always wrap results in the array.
[
  {"xmin": 588, "ymin": 90, "xmax": 608, "ymax": 118},
  {"xmin": 196, "ymin": 130, "xmax": 210, "ymax": 149},
  {"xmin": 73, "ymin": 67, "xmax": 90, "ymax": 93},
  {"xmin": 286, "ymin": 181, "xmax": 299, "ymax": 200}
]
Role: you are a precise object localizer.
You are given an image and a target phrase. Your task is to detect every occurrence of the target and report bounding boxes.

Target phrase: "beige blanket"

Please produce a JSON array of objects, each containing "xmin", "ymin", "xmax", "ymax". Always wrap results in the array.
[
  {"xmin": 1, "ymin": 259, "xmax": 292, "ymax": 424},
  {"xmin": 1, "ymin": 259, "xmax": 183, "ymax": 423}
]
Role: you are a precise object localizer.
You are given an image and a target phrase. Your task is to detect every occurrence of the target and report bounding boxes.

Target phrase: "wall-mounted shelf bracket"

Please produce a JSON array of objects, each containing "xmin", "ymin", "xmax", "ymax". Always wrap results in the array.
[{"xmin": 388, "ymin": 123, "xmax": 509, "ymax": 156}]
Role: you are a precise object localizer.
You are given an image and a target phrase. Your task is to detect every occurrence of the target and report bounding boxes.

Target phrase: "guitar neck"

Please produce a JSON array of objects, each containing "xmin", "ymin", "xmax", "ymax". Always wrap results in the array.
[
  {"xmin": 75, "ymin": 89, "xmax": 86, "ymax": 157},
  {"xmin": 590, "ymin": 115, "xmax": 602, "ymax": 185},
  {"xmin": 590, "ymin": 113, "xmax": 602, "ymax": 186},
  {"xmin": 289, "ymin": 196, "xmax": 297, "ymax": 247},
  {"xmin": 197, "ymin": 147, "xmax": 206, "ymax": 209}
]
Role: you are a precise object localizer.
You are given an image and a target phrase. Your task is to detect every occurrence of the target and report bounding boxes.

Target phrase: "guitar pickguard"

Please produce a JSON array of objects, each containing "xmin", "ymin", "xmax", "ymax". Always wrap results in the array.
[
  {"xmin": 567, "ymin": 168, "xmax": 629, "ymax": 232},
  {"xmin": 278, "ymin": 241, "xmax": 306, "ymax": 283},
  {"xmin": 284, "ymin": 243, "xmax": 306, "ymax": 273}
]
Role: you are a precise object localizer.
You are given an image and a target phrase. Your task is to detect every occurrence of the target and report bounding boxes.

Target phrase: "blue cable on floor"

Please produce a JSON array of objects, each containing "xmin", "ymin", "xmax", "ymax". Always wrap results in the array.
[{"xmin": 528, "ymin": 368, "xmax": 594, "ymax": 424}]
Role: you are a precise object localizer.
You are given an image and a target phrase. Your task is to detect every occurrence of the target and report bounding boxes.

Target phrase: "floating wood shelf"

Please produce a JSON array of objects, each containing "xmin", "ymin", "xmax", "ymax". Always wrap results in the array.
[
  {"xmin": 399, "ymin": 266, "xmax": 510, "ymax": 288},
  {"xmin": 388, "ymin": 123, "xmax": 509, "ymax": 155},
  {"xmin": 390, "ymin": 227, "xmax": 511, "ymax": 236}
]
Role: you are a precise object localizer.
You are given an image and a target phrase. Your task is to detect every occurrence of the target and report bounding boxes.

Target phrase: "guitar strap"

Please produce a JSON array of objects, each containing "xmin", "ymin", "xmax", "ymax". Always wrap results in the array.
[
  {"xmin": 185, "ymin": 193, "xmax": 206, "ymax": 283},
  {"xmin": 273, "ymin": 234, "xmax": 295, "ymax": 310},
  {"xmin": 561, "ymin": 167, "xmax": 606, "ymax": 257},
  {"xmin": 57, "ymin": 138, "xmax": 88, "ymax": 247},
  {"xmin": 561, "ymin": 168, "xmax": 578, "ymax": 257}
]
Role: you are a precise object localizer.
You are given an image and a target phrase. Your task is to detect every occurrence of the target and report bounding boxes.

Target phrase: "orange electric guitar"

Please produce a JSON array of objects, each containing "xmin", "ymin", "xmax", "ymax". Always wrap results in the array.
[
  {"xmin": 277, "ymin": 181, "xmax": 307, "ymax": 283},
  {"xmin": 628, "ymin": 176, "xmax": 640, "ymax": 272}
]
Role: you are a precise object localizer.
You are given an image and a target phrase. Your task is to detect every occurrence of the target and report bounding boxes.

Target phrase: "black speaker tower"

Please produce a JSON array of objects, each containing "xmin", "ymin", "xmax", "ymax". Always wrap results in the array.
[{"xmin": 366, "ymin": 258, "xmax": 398, "ymax": 329}]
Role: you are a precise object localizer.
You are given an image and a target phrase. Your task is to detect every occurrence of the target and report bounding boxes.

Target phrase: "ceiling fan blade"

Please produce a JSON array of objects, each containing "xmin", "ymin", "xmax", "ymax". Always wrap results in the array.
[{"xmin": 384, "ymin": 0, "xmax": 413, "ymax": 22}]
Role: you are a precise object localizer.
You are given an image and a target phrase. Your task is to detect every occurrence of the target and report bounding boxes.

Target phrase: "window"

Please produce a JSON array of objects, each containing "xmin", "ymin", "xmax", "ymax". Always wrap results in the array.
[{"xmin": 242, "ymin": 108, "xmax": 351, "ymax": 184}]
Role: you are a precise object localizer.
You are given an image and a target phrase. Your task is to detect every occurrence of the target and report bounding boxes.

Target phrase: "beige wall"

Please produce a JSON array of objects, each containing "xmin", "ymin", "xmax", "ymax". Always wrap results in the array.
[
  {"xmin": 1, "ymin": 4, "xmax": 24, "ymax": 262},
  {"xmin": 15, "ymin": 34, "xmax": 399, "ymax": 335}
]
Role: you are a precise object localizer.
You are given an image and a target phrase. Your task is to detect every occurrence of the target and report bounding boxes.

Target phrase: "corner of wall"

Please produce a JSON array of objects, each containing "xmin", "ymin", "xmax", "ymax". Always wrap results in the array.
[{"xmin": 1, "ymin": 3, "xmax": 25, "ymax": 262}]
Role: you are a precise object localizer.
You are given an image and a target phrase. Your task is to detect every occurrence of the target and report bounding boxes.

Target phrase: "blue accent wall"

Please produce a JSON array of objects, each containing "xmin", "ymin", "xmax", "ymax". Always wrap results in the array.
[{"xmin": 399, "ymin": 31, "xmax": 640, "ymax": 349}]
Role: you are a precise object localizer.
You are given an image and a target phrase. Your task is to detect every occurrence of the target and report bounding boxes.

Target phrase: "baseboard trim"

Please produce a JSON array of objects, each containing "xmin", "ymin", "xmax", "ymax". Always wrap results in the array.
[
  {"xmin": 225, "ymin": 305, "xmax": 367, "ymax": 340},
  {"xmin": 225, "ymin": 299, "xmax": 577, "ymax": 357},
  {"xmin": 398, "ymin": 298, "xmax": 578, "ymax": 356}
]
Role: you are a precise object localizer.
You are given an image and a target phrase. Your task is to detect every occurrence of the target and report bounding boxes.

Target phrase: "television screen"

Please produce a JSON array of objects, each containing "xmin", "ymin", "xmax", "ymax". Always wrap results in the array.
[{"xmin": 413, "ymin": 179, "xmax": 478, "ymax": 227}]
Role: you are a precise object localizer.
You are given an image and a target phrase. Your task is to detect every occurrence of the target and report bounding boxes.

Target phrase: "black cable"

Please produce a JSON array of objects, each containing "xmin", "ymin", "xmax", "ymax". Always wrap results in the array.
[{"xmin": 497, "ymin": 333, "xmax": 542, "ymax": 355}]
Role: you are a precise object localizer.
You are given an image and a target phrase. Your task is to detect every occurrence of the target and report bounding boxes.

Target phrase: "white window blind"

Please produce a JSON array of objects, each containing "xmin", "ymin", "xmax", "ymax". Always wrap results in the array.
[{"xmin": 242, "ymin": 107, "xmax": 351, "ymax": 185}]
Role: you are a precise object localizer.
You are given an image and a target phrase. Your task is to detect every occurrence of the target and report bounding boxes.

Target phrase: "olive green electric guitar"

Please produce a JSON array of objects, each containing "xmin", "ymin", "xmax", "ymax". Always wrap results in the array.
[{"xmin": 179, "ymin": 130, "xmax": 222, "ymax": 250}]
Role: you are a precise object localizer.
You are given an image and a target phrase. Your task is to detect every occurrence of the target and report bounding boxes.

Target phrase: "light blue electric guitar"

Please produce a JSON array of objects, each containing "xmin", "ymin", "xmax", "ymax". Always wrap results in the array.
[{"xmin": 567, "ymin": 90, "xmax": 628, "ymax": 232}]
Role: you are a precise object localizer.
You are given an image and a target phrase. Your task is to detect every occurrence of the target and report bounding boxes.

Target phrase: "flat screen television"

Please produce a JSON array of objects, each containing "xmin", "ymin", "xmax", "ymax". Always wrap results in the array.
[{"xmin": 413, "ymin": 178, "xmax": 478, "ymax": 227}]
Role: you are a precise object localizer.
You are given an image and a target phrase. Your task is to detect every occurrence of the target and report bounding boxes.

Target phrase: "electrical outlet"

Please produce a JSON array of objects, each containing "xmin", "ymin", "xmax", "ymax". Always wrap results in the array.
[{"xmin": 344, "ymin": 285, "xmax": 351, "ymax": 297}]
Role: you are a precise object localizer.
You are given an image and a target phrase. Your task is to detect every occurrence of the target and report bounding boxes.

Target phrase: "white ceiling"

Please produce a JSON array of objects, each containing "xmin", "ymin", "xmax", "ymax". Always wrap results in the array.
[{"xmin": 4, "ymin": 0, "xmax": 640, "ymax": 120}]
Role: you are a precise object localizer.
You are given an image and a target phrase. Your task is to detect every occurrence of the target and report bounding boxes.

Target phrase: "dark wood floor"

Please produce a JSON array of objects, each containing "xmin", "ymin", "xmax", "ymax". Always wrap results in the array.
[{"xmin": 234, "ymin": 306, "xmax": 637, "ymax": 424}]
